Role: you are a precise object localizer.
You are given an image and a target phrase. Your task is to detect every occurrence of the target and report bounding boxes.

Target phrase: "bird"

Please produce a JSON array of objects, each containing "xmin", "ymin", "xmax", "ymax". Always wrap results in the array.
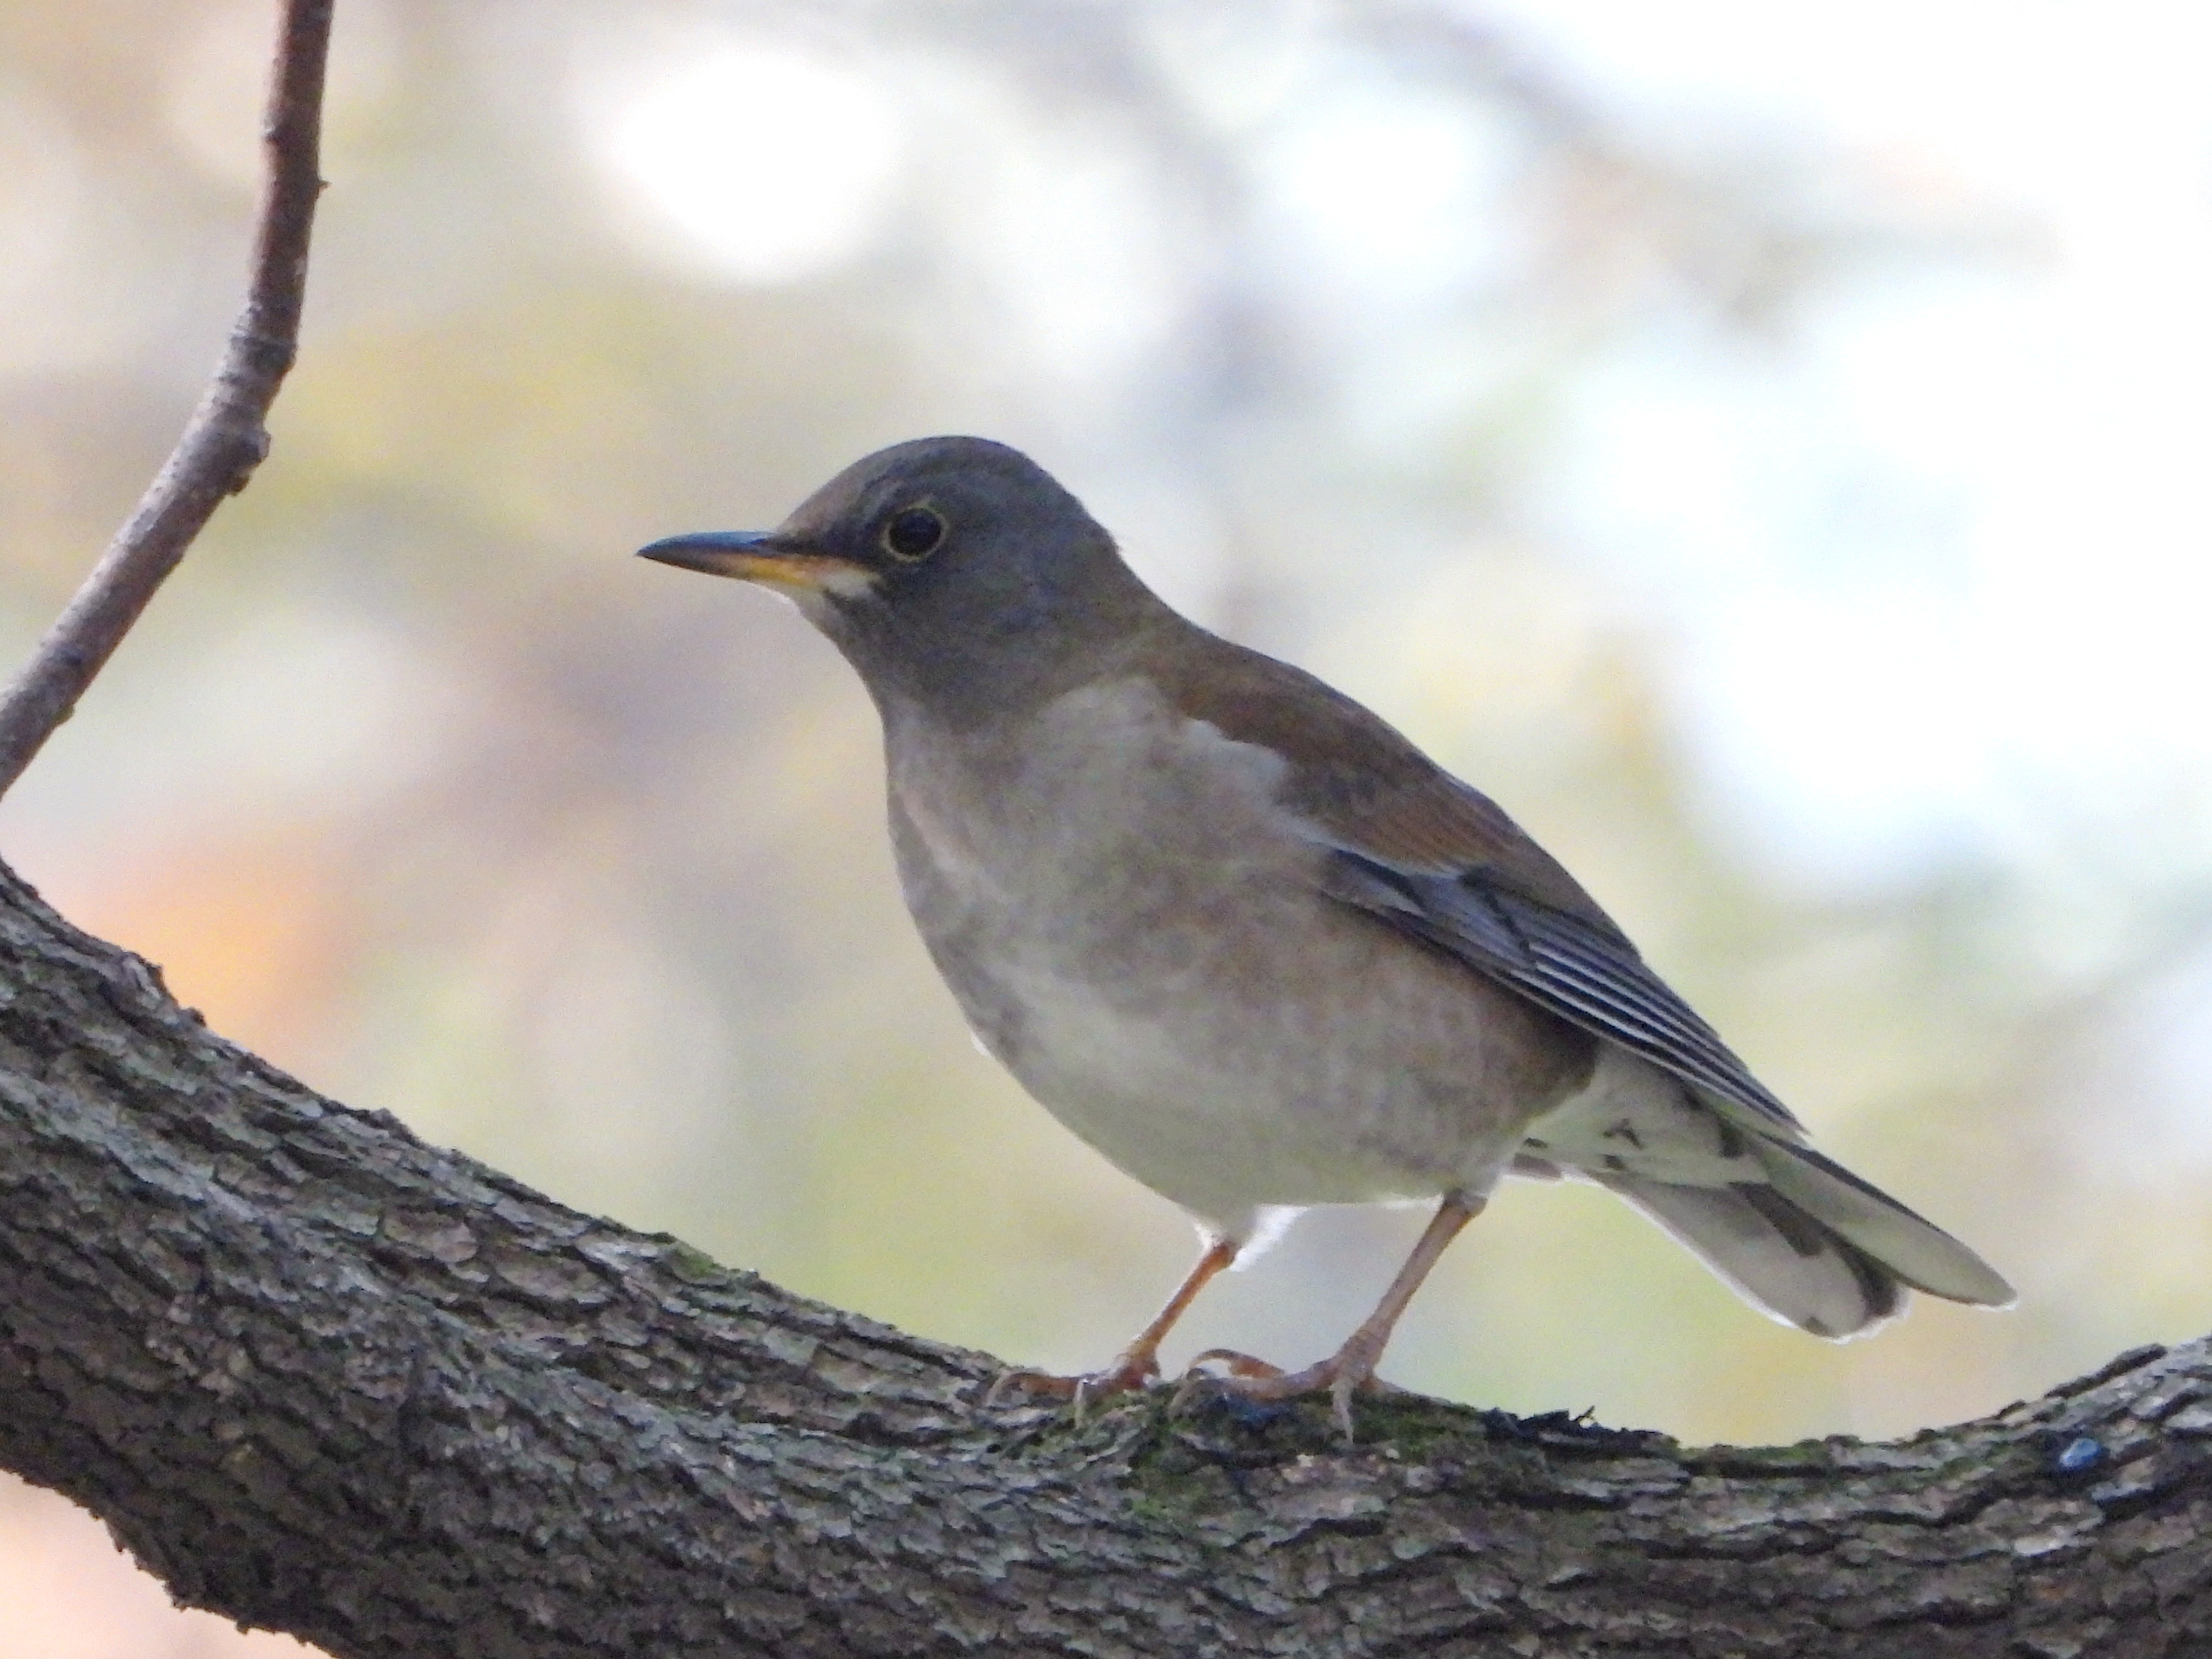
[{"xmin": 638, "ymin": 435, "xmax": 2013, "ymax": 1436}]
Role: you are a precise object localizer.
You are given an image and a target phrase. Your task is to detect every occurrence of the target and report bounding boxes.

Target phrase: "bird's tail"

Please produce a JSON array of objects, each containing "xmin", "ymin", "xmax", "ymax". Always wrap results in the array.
[{"xmin": 1594, "ymin": 1139, "xmax": 2014, "ymax": 1339}]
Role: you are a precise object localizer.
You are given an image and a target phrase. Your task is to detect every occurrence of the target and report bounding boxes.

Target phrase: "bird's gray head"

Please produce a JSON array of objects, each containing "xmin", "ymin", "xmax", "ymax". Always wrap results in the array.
[{"xmin": 639, "ymin": 437, "xmax": 1164, "ymax": 724}]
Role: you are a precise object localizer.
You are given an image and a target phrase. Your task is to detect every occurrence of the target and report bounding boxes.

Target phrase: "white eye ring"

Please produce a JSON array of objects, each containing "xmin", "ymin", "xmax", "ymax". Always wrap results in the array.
[{"xmin": 881, "ymin": 506, "xmax": 946, "ymax": 561}]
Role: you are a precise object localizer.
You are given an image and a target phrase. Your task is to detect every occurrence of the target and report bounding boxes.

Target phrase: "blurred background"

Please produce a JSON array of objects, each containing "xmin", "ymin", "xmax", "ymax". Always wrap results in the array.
[{"xmin": 4, "ymin": 0, "xmax": 2212, "ymax": 1650}]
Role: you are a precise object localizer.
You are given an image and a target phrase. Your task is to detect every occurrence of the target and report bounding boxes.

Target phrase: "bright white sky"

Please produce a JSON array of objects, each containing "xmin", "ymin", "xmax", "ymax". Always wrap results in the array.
[
  {"xmin": 574, "ymin": 1, "xmax": 2212, "ymax": 899},
  {"xmin": 1488, "ymin": 0, "xmax": 2212, "ymax": 892}
]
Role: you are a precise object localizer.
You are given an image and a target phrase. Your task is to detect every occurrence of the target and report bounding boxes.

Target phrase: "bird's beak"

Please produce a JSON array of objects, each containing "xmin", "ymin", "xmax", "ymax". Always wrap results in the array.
[{"xmin": 636, "ymin": 531, "xmax": 875, "ymax": 597}]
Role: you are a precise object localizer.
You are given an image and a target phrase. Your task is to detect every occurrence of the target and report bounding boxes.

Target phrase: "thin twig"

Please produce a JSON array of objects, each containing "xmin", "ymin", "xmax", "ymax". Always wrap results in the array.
[{"xmin": 0, "ymin": 0, "xmax": 336, "ymax": 799}]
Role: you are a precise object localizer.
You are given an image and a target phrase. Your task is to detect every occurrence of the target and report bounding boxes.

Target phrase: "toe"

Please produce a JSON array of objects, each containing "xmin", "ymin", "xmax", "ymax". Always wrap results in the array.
[
  {"xmin": 983, "ymin": 1368, "xmax": 1079, "ymax": 1408},
  {"xmin": 1185, "ymin": 1348, "xmax": 1287, "ymax": 1381},
  {"xmin": 1328, "ymin": 1370, "xmax": 1360, "ymax": 1443},
  {"xmin": 987, "ymin": 1351, "xmax": 1162, "ymax": 1415}
]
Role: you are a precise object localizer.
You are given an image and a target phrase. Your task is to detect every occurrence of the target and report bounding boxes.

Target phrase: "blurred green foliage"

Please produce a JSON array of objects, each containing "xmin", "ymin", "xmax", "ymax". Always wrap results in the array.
[{"xmin": 2, "ymin": 24, "xmax": 2207, "ymax": 1617}]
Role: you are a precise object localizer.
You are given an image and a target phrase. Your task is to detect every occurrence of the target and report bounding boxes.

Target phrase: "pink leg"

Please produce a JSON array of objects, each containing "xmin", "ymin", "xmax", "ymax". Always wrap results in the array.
[
  {"xmin": 987, "ymin": 1234, "xmax": 1241, "ymax": 1413},
  {"xmin": 1180, "ymin": 1190, "xmax": 1484, "ymax": 1441}
]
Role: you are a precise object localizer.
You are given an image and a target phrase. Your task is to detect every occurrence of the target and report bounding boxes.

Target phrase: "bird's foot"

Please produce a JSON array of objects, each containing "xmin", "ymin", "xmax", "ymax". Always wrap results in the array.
[
  {"xmin": 1173, "ymin": 1342, "xmax": 1404, "ymax": 1442},
  {"xmin": 982, "ymin": 1348, "xmax": 1162, "ymax": 1418},
  {"xmin": 1182, "ymin": 1346, "xmax": 1289, "ymax": 1381}
]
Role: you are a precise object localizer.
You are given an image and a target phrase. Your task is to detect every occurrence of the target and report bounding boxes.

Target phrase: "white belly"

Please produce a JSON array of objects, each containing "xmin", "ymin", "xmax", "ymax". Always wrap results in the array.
[{"xmin": 884, "ymin": 679, "xmax": 1573, "ymax": 1238}]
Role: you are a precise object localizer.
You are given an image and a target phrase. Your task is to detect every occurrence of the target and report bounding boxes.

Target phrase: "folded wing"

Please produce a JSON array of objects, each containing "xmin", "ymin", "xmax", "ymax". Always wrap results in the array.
[{"xmin": 1156, "ymin": 635, "xmax": 2012, "ymax": 1324}]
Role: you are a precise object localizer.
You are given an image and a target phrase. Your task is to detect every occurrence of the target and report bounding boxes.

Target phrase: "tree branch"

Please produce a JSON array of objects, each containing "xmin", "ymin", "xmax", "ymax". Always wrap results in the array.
[
  {"xmin": 1, "ymin": 7, "xmax": 2206, "ymax": 1653},
  {"xmin": 0, "ymin": 0, "xmax": 334, "ymax": 799},
  {"xmin": 3, "ymin": 858, "xmax": 2208, "ymax": 1657}
]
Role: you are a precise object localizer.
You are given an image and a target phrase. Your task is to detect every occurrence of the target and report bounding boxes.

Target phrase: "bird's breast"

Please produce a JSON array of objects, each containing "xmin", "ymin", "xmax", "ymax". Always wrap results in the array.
[
  {"xmin": 879, "ymin": 677, "xmax": 1584, "ymax": 1228},
  {"xmin": 886, "ymin": 675, "xmax": 1310, "ymax": 987}
]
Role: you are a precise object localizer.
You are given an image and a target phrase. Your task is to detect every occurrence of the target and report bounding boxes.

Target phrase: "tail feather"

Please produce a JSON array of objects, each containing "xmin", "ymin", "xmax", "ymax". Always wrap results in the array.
[
  {"xmin": 1751, "ymin": 1139, "xmax": 2015, "ymax": 1308},
  {"xmin": 1598, "ymin": 1175, "xmax": 1908, "ymax": 1339},
  {"xmin": 1517, "ymin": 1048, "xmax": 2014, "ymax": 1330}
]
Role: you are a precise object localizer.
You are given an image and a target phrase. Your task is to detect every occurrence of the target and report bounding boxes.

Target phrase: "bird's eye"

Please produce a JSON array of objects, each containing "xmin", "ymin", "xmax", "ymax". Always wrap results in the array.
[{"xmin": 882, "ymin": 507, "xmax": 946, "ymax": 562}]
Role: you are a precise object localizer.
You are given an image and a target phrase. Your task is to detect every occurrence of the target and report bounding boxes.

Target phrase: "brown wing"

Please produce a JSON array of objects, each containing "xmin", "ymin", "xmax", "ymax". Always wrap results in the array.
[{"xmin": 1150, "ymin": 631, "xmax": 1805, "ymax": 1135}]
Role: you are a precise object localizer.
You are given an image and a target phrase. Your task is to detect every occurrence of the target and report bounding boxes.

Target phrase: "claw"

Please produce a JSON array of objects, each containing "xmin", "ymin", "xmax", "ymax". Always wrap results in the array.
[
  {"xmin": 1328, "ymin": 1367, "xmax": 1360, "ymax": 1443},
  {"xmin": 998, "ymin": 1196, "xmax": 1475, "ymax": 1442},
  {"xmin": 1171, "ymin": 1192, "xmax": 1480, "ymax": 1442},
  {"xmin": 1171, "ymin": 1349, "xmax": 1404, "ymax": 1442},
  {"xmin": 985, "ymin": 1236, "xmax": 1242, "ymax": 1421},
  {"xmin": 1185, "ymin": 1347, "xmax": 1287, "ymax": 1381},
  {"xmin": 982, "ymin": 1367, "xmax": 1076, "ymax": 1409},
  {"xmin": 984, "ymin": 1350, "xmax": 1161, "ymax": 1416}
]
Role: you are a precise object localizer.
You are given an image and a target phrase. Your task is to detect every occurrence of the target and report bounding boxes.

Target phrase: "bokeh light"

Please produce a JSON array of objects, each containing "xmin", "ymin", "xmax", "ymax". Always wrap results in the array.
[
  {"xmin": 579, "ymin": 29, "xmax": 904, "ymax": 284},
  {"xmin": 3, "ymin": 1, "xmax": 2210, "ymax": 1651}
]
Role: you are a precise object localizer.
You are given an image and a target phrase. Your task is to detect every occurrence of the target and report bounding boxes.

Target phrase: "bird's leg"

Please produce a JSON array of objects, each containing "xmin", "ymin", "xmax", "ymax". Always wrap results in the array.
[
  {"xmin": 1177, "ymin": 1190, "xmax": 1483, "ymax": 1441},
  {"xmin": 985, "ymin": 1234, "xmax": 1240, "ymax": 1413}
]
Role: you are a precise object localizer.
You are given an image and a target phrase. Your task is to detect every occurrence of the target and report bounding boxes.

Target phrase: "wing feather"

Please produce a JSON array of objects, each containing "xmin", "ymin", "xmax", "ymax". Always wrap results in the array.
[
  {"xmin": 1319, "ymin": 842, "xmax": 1802, "ymax": 1134},
  {"xmin": 1143, "ymin": 629, "xmax": 2009, "ymax": 1309},
  {"xmin": 1150, "ymin": 631, "xmax": 1799, "ymax": 1131}
]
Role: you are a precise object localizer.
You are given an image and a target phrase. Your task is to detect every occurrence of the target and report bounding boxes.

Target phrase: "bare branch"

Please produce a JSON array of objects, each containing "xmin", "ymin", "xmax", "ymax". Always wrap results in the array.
[{"xmin": 0, "ymin": 0, "xmax": 336, "ymax": 798}]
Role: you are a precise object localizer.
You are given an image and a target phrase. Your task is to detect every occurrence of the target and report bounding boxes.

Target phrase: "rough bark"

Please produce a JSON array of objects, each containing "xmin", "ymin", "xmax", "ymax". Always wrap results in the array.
[{"xmin": 0, "ymin": 858, "xmax": 2206, "ymax": 1659}]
